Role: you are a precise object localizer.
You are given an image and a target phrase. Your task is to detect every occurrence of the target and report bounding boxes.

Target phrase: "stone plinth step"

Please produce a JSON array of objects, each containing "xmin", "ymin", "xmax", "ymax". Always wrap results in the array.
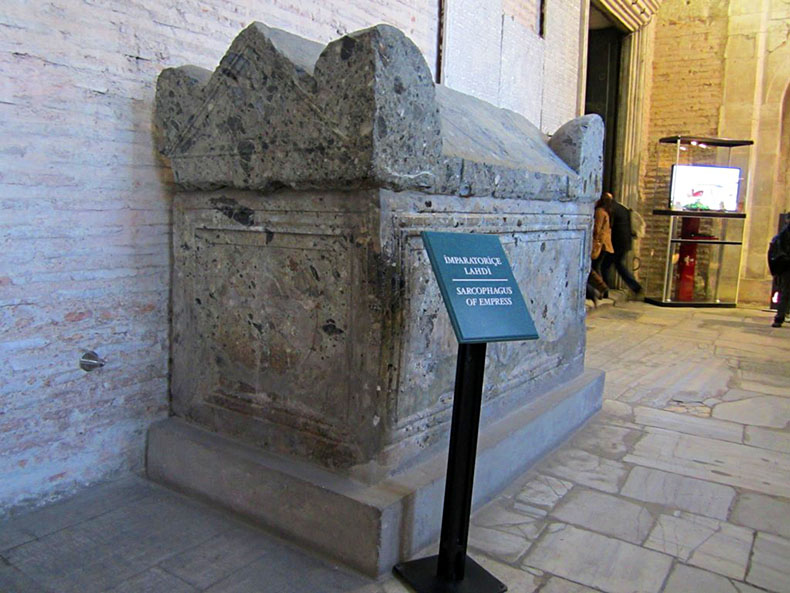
[{"xmin": 147, "ymin": 369, "xmax": 603, "ymax": 577}]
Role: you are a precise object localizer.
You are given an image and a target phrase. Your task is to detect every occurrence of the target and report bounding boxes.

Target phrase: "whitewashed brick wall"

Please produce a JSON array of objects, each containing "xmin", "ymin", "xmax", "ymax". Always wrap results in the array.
[
  {"xmin": 540, "ymin": 0, "xmax": 583, "ymax": 133},
  {"xmin": 0, "ymin": 0, "xmax": 438, "ymax": 514},
  {"xmin": 0, "ymin": 0, "xmax": 583, "ymax": 513},
  {"xmin": 443, "ymin": 0, "xmax": 582, "ymax": 133}
]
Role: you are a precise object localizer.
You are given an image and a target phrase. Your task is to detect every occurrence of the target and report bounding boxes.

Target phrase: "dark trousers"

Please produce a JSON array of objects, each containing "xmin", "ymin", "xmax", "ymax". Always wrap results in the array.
[
  {"xmin": 775, "ymin": 271, "xmax": 790, "ymax": 324},
  {"xmin": 602, "ymin": 251, "xmax": 642, "ymax": 293},
  {"xmin": 592, "ymin": 252, "xmax": 612, "ymax": 285}
]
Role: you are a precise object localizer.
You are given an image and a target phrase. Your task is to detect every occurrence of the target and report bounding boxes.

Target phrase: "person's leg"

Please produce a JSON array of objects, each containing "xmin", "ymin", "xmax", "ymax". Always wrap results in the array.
[
  {"xmin": 774, "ymin": 272, "xmax": 790, "ymax": 326},
  {"xmin": 601, "ymin": 252, "xmax": 616, "ymax": 288},
  {"xmin": 590, "ymin": 272, "xmax": 608, "ymax": 298},
  {"xmin": 592, "ymin": 254, "xmax": 604, "ymax": 277},
  {"xmin": 614, "ymin": 251, "xmax": 642, "ymax": 292},
  {"xmin": 586, "ymin": 278, "xmax": 601, "ymax": 307}
]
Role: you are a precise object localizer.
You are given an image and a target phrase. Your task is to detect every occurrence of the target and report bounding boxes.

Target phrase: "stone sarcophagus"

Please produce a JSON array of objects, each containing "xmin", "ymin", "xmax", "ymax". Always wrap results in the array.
[{"xmin": 148, "ymin": 22, "xmax": 604, "ymax": 576}]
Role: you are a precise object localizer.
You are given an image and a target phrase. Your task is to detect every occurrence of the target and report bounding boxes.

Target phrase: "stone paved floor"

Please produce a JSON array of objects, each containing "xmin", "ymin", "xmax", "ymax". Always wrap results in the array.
[{"xmin": 2, "ymin": 302, "xmax": 789, "ymax": 593}]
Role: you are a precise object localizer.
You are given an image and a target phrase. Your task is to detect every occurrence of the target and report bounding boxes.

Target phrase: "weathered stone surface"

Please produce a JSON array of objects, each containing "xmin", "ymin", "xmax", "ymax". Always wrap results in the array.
[
  {"xmin": 157, "ymin": 21, "xmax": 603, "ymax": 477},
  {"xmin": 0, "ymin": 523, "xmax": 34, "ymax": 552},
  {"xmin": 570, "ymin": 423, "xmax": 639, "ymax": 459},
  {"xmin": 746, "ymin": 532, "xmax": 790, "ymax": 593},
  {"xmin": 540, "ymin": 577, "xmax": 599, "ymax": 593},
  {"xmin": 432, "ymin": 85, "xmax": 575, "ymax": 200},
  {"xmin": 155, "ymin": 22, "xmax": 601, "ymax": 200},
  {"xmin": 169, "ymin": 189, "xmax": 599, "ymax": 475},
  {"xmin": 623, "ymin": 428, "xmax": 790, "ymax": 497},
  {"xmin": 105, "ymin": 568, "xmax": 197, "ymax": 593},
  {"xmin": 601, "ymin": 398, "xmax": 633, "ymax": 420},
  {"xmin": 153, "ymin": 20, "xmax": 604, "ymax": 579},
  {"xmin": 548, "ymin": 114, "xmax": 604, "ymax": 199},
  {"xmin": 540, "ymin": 448, "xmax": 628, "ymax": 493},
  {"xmin": 154, "ymin": 65, "xmax": 211, "ymax": 156},
  {"xmin": 472, "ymin": 500, "xmax": 546, "ymax": 541},
  {"xmin": 633, "ymin": 406, "xmax": 743, "ymax": 443},
  {"xmin": 739, "ymin": 379, "xmax": 790, "ymax": 397},
  {"xmin": 159, "ymin": 526, "xmax": 272, "ymax": 589},
  {"xmin": 515, "ymin": 474, "xmax": 574, "ymax": 510},
  {"xmin": 644, "ymin": 513, "xmax": 752, "ymax": 579},
  {"xmin": 525, "ymin": 524, "xmax": 673, "ymax": 593},
  {"xmin": 467, "ymin": 525, "xmax": 532, "ymax": 563},
  {"xmin": 712, "ymin": 396, "xmax": 790, "ymax": 428},
  {"xmin": 551, "ymin": 489, "xmax": 653, "ymax": 544},
  {"xmin": 3, "ymin": 489, "xmax": 229, "ymax": 593},
  {"xmin": 620, "ymin": 466, "xmax": 735, "ymax": 519},
  {"xmin": 732, "ymin": 492, "xmax": 790, "ymax": 539},
  {"xmin": 0, "ymin": 561, "xmax": 48, "ymax": 593},
  {"xmin": 734, "ymin": 582, "xmax": 773, "ymax": 593},
  {"xmin": 146, "ymin": 418, "xmax": 402, "ymax": 577},
  {"xmin": 662, "ymin": 564, "xmax": 741, "ymax": 593},
  {"xmin": 0, "ymin": 477, "xmax": 154, "ymax": 540},
  {"xmin": 149, "ymin": 370, "xmax": 603, "ymax": 576},
  {"xmin": 744, "ymin": 426, "xmax": 790, "ymax": 453}
]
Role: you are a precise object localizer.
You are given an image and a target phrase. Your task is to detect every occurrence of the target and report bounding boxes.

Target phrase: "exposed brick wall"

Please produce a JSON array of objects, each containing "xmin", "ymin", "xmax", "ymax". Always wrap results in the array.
[
  {"xmin": 637, "ymin": 0, "xmax": 730, "ymax": 296},
  {"xmin": 0, "ymin": 0, "xmax": 439, "ymax": 514}
]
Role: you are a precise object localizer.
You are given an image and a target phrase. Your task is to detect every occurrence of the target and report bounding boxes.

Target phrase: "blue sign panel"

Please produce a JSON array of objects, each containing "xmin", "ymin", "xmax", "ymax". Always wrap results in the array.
[{"xmin": 422, "ymin": 231, "xmax": 539, "ymax": 344}]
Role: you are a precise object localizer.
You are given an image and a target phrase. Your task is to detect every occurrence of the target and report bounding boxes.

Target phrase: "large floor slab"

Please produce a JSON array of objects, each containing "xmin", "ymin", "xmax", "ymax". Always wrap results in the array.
[
  {"xmin": 643, "ymin": 513, "xmax": 752, "ymax": 579},
  {"xmin": 731, "ymin": 492, "xmax": 790, "ymax": 539},
  {"xmin": 550, "ymin": 488, "xmax": 653, "ymax": 544},
  {"xmin": 746, "ymin": 533, "xmax": 790, "ymax": 593},
  {"xmin": 623, "ymin": 427, "xmax": 790, "ymax": 497},
  {"xmin": 525, "ymin": 524, "xmax": 673, "ymax": 593},
  {"xmin": 620, "ymin": 465, "xmax": 736, "ymax": 519}
]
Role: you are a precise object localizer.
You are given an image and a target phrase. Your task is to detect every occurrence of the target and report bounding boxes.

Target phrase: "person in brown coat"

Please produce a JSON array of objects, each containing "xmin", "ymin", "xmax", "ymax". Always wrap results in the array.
[
  {"xmin": 590, "ymin": 192, "xmax": 614, "ymax": 298},
  {"xmin": 604, "ymin": 196, "xmax": 643, "ymax": 294}
]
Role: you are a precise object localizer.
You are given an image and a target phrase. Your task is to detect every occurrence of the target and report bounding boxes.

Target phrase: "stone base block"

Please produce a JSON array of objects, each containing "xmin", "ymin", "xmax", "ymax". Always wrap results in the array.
[
  {"xmin": 146, "ymin": 369, "xmax": 603, "ymax": 577},
  {"xmin": 737, "ymin": 277, "xmax": 772, "ymax": 307}
]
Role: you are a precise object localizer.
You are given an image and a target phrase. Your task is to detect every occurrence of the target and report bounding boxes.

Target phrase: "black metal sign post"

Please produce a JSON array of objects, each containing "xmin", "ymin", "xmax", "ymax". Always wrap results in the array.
[
  {"xmin": 393, "ymin": 232, "xmax": 538, "ymax": 593},
  {"xmin": 393, "ymin": 341, "xmax": 507, "ymax": 593}
]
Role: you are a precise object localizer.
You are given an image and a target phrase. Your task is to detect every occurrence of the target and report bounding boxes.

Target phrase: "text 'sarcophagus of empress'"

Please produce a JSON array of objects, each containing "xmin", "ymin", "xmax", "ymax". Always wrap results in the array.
[{"xmin": 149, "ymin": 22, "xmax": 604, "ymax": 576}]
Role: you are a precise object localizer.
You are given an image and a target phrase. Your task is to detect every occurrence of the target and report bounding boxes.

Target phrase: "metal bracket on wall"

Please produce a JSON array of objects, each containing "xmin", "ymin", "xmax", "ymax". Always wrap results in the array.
[{"xmin": 79, "ymin": 351, "xmax": 106, "ymax": 372}]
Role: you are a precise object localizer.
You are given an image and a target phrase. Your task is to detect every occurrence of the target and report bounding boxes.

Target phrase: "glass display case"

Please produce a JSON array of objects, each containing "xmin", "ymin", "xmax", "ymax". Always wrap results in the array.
[
  {"xmin": 646, "ymin": 210, "xmax": 746, "ymax": 307},
  {"xmin": 645, "ymin": 135, "xmax": 752, "ymax": 307}
]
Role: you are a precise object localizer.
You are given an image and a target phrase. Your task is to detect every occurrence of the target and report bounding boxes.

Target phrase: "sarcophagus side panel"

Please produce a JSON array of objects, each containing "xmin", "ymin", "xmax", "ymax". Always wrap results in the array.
[
  {"xmin": 370, "ymin": 192, "xmax": 591, "ymax": 473},
  {"xmin": 171, "ymin": 190, "xmax": 387, "ymax": 468}
]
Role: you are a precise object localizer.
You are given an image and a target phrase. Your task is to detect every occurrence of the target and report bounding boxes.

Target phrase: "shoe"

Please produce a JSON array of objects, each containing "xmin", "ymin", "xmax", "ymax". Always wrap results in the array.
[
  {"xmin": 772, "ymin": 321, "xmax": 782, "ymax": 328},
  {"xmin": 588, "ymin": 287, "xmax": 601, "ymax": 308}
]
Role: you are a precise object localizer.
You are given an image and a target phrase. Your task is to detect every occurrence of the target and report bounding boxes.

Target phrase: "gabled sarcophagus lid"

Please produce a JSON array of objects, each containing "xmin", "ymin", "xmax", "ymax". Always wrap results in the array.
[{"xmin": 155, "ymin": 22, "xmax": 603, "ymax": 200}]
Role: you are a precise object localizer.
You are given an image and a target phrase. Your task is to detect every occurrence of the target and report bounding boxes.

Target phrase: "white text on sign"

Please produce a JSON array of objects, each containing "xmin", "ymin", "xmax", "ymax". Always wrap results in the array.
[{"xmin": 444, "ymin": 254, "xmax": 514, "ymax": 307}]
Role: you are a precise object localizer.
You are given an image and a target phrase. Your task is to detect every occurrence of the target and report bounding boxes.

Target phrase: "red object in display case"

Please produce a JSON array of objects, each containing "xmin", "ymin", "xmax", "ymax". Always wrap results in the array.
[{"xmin": 675, "ymin": 217, "xmax": 719, "ymax": 301}]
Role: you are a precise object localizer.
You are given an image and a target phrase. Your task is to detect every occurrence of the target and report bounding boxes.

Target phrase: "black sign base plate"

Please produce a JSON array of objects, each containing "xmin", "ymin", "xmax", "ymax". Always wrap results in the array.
[{"xmin": 393, "ymin": 555, "xmax": 507, "ymax": 593}]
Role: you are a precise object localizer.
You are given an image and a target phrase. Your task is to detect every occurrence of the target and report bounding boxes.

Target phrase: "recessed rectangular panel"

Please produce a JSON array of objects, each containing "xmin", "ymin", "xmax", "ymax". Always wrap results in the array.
[{"xmin": 193, "ymin": 229, "xmax": 351, "ymax": 424}]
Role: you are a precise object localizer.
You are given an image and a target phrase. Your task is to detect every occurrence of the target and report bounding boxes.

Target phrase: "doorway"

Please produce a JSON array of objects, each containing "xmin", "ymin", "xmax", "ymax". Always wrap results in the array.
[{"xmin": 584, "ymin": 6, "xmax": 625, "ymax": 194}]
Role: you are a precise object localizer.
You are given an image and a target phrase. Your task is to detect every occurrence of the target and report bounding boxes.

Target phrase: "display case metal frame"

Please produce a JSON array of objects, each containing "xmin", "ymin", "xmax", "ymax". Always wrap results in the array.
[{"xmin": 645, "ymin": 136, "xmax": 753, "ymax": 308}]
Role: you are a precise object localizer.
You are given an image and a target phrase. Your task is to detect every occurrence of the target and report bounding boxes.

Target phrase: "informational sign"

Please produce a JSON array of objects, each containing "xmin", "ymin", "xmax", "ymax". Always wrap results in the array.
[{"xmin": 422, "ymin": 231, "xmax": 538, "ymax": 344}]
